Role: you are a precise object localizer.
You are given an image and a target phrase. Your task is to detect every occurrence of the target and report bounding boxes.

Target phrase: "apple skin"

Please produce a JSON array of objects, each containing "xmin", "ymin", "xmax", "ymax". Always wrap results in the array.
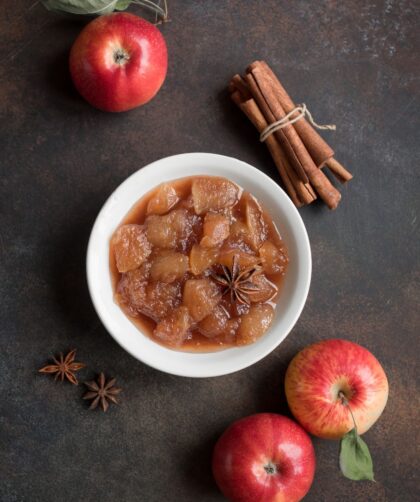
[
  {"xmin": 69, "ymin": 13, "xmax": 167, "ymax": 112},
  {"xmin": 285, "ymin": 339, "xmax": 389, "ymax": 440},
  {"xmin": 212, "ymin": 413, "xmax": 315, "ymax": 502}
]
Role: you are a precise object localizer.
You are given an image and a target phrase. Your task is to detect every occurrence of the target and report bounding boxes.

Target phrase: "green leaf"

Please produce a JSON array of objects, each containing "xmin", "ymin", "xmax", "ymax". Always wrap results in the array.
[
  {"xmin": 115, "ymin": 0, "xmax": 131, "ymax": 10},
  {"xmin": 339, "ymin": 428, "xmax": 375, "ymax": 481},
  {"xmin": 41, "ymin": 0, "xmax": 120, "ymax": 15}
]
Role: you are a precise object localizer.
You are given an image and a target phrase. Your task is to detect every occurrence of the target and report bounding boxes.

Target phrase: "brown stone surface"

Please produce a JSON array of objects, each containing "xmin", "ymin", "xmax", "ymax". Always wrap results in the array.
[{"xmin": 1, "ymin": 1, "xmax": 419, "ymax": 501}]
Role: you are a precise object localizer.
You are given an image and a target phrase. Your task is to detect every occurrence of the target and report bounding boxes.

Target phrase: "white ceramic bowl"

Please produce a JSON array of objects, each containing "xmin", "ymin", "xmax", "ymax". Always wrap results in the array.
[{"xmin": 87, "ymin": 153, "xmax": 311, "ymax": 378}]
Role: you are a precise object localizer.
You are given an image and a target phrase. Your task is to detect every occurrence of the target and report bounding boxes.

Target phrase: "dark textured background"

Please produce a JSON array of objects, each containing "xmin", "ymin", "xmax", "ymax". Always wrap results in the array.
[{"xmin": 1, "ymin": 1, "xmax": 419, "ymax": 501}]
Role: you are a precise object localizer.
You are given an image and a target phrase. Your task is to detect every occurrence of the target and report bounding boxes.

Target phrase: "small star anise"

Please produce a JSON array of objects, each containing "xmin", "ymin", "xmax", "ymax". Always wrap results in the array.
[
  {"xmin": 211, "ymin": 254, "xmax": 262, "ymax": 305},
  {"xmin": 38, "ymin": 349, "xmax": 86, "ymax": 385},
  {"xmin": 83, "ymin": 373, "xmax": 122, "ymax": 412}
]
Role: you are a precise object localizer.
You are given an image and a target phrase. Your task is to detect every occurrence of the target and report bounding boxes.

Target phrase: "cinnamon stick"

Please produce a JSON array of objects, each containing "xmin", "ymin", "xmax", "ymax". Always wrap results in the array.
[
  {"xmin": 229, "ymin": 74, "xmax": 251, "ymax": 99},
  {"xmin": 246, "ymin": 63, "xmax": 341, "ymax": 209},
  {"xmin": 228, "ymin": 61, "xmax": 352, "ymax": 209},
  {"xmin": 257, "ymin": 60, "xmax": 352, "ymax": 184},
  {"xmin": 244, "ymin": 72, "xmax": 309, "ymax": 184},
  {"xmin": 325, "ymin": 157, "xmax": 353, "ymax": 183},
  {"xmin": 255, "ymin": 60, "xmax": 335, "ymax": 168},
  {"xmin": 230, "ymin": 86, "xmax": 316, "ymax": 206},
  {"xmin": 233, "ymin": 91, "xmax": 302, "ymax": 207}
]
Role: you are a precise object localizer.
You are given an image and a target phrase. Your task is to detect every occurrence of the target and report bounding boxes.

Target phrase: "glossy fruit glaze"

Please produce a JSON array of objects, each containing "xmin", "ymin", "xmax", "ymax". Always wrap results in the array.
[{"xmin": 110, "ymin": 176, "xmax": 289, "ymax": 352}]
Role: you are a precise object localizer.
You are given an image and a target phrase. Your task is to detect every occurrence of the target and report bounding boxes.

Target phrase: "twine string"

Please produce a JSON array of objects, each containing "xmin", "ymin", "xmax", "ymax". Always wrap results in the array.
[{"xmin": 260, "ymin": 103, "xmax": 336, "ymax": 142}]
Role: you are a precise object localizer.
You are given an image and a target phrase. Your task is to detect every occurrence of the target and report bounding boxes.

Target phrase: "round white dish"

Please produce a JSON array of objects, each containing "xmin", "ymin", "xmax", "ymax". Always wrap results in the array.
[{"xmin": 86, "ymin": 153, "xmax": 311, "ymax": 378}]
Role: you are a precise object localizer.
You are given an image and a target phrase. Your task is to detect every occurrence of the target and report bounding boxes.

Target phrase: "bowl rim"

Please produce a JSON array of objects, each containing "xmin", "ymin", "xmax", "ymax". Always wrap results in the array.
[{"xmin": 86, "ymin": 152, "xmax": 311, "ymax": 378}]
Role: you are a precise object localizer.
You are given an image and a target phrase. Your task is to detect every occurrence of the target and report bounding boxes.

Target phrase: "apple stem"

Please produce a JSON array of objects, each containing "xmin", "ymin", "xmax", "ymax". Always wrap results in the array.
[
  {"xmin": 338, "ymin": 391, "xmax": 358, "ymax": 433},
  {"xmin": 132, "ymin": 0, "xmax": 169, "ymax": 23}
]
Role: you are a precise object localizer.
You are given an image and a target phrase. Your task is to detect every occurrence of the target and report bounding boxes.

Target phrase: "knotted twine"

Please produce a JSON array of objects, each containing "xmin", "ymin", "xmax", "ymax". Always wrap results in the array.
[{"xmin": 259, "ymin": 103, "xmax": 336, "ymax": 142}]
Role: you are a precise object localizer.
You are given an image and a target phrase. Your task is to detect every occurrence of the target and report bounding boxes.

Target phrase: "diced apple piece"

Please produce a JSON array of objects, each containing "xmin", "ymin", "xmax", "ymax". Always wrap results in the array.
[
  {"xmin": 189, "ymin": 245, "xmax": 219, "ymax": 275},
  {"xmin": 117, "ymin": 270, "xmax": 181, "ymax": 322},
  {"xmin": 245, "ymin": 196, "xmax": 268, "ymax": 251},
  {"xmin": 192, "ymin": 177, "xmax": 240, "ymax": 215},
  {"xmin": 145, "ymin": 214, "xmax": 174, "ymax": 248},
  {"xmin": 259, "ymin": 241, "xmax": 288, "ymax": 275},
  {"xmin": 154, "ymin": 306, "xmax": 191, "ymax": 347},
  {"xmin": 236, "ymin": 304, "xmax": 274, "ymax": 346},
  {"xmin": 224, "ymin": 318, "xmax": 241, "ymax": 342},
  {"xmin": 112, "ymin": 224, "xmax": 152, "ymax": 273},
  {"xmin": 145, "ymin": 209, "xmax": 193, "ymax": 249},
  {"xmin": 183, "ymin": 278, "xmax": 221, "ymax": 321},
  {"xmin": 177, "ymin": 194, "xmax": 195, "ymax": 210},
  {"xmin": 116, "ymin": 263, "xmax": 150, "ymax": 316},
  {"xmin": 150, "ymin": 251, "xmax": 189, "ymax": 283},
  {"xmin": 200, "ymin": 213, "xmax": 230, "ymax": 248},
  {"xmin": 147, "ymin": 183, "xmax": 180, "ymax": 215},
  {"xmin": 198, "ymin": 305, "xmax": 229, "ymax": 338},
  {"xmin": 218, "ymin": 248, "xmax": 260, "ymax": 269},
  {"xmin": 145, "ymin": 281, "xmax": 182, "ymax": 321},
  {"xmin": 230, "ymin": 219, "xmax": 248, "ymax": 240},
  {"xmin": 249, "ymin": 273, "xmax": 277, "ymax": 303},
  {"xmin": 233, "ymin": 301, "xmax": 251, "ymax": 317}
]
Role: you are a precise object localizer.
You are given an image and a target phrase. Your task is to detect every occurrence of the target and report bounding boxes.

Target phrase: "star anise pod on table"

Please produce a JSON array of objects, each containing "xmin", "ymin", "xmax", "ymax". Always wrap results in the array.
[
  {"xmin": 38, "ymin": 349, "xmax": 85, "ymax": 385},
  {"xmin": 83, "ymin": 373, "xmax": 122, "ymax": 412},
  {"xmin": 211, "ymin": 254, "xmax": 263, "ymax": 305}
]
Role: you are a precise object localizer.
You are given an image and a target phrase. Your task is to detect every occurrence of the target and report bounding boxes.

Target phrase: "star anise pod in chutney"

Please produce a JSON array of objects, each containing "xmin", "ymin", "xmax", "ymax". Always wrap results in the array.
[
  {"xmin": 83, "ymin": 373, "xmax": 122, "ymax": 412},
  {"xmin": 211, "ymin": 254, "xmax": 262, "ymax": 305},
  {"xmin": 38, "ymin": 349, "xmax": 85, "ymax": 385}
]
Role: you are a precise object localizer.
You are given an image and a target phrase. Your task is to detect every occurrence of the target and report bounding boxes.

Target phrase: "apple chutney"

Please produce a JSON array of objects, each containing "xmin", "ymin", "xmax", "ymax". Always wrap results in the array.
[{"xmin": 110, "ymin": 176, "xmax": 288, "ymax": 351}]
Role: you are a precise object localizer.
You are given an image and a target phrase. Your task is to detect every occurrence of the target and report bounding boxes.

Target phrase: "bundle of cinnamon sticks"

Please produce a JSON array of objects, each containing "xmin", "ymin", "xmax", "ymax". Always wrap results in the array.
[{"xmin": 228, "ymin": 61, "xmax": 352, "ymax": 209}]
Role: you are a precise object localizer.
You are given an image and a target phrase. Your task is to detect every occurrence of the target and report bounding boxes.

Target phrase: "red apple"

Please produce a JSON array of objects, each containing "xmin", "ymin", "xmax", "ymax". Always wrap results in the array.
[
  {"xmin": 212, "ymin": 413, "xmax": 315, "ymax": 502},
  {"xmin": 69, "ymin": 13, "xmax": 167, "ymax": 112},
  {"xmin": 285, "ymin": 339, "xmax": 389, "ymax": 439}
]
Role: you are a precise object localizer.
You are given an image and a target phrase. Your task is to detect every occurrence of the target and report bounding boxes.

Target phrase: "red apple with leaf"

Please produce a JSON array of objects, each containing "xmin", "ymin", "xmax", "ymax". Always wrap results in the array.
[
  {"xmin": 69, "ymin": 12, "xmax": 168, "ymax": 112},
  {"xmin": 285, "ymin": 339, "xmax": 389, "ymax": 481},
  {"xmin": 213, "ymin": 413, "xmax": 315, "ymax": 502}
]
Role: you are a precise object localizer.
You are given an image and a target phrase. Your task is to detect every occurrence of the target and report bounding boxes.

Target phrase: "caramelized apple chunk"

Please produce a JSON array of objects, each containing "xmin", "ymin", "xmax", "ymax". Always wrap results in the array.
[
  {"xmin": 218, "ymin": 248, "xmax": 260, "ymax": 269},
  {"xmin": 177, "ymin": 194, "xmax": 195, "ymax": 210},
  {"xmin": 116, "ymin": 263, "xmax": 151, "ymax": 316},
  {"xmin": 249, "ymin": 273, "xmax": 277, "ymax": 303},
  {"xmin": 229, "ymin": 218, "xmax": 249, "ymax": 240},
  {"xmin": 150, "ymin": 251, "xmax": 189, "ymax": 283},
  {"xmin": 147, "ymin": 183, "xmax": 180, "ymax": 215},
  {"xmin": 245, "ymin": 196, "xmax": 268, "ymax": 251},
  {"xmin": 259, "ymin": 241, "xmax": 288, "ymax": 275},
  {"xmin": 192, "ymin": 177, "xmax": 240, "ymax": 215},
  {"xmin": 236, "ymin": 304, "xmax": 274, "ymax": 346},
  {"xmin": 145, "ymin": 281, "xmax": 182, "ymax": 321},
  {"xmin": 154, "ymin": 306, "xmax": 191, "ymax": 347},
  {"xmin": 189, "ymin": 245, "xmax": 219, "ymax": 275},
  {"xmin": 145, "ymin": 209, "xmax": 195, "ymax": 250},
  {"xmin": 117, "ymin": 268, "xmax": 181, "ymax": 321},
  {"xmin": 112, "ymin": 224, "xmax": 152, "ymax": 273},
  {"xmin": 200, "ymin": 213, "xmax": 230, "ymax": 248},
  {"xmin": 198, "ymin": 305, "xmax": 229, "ymax": 338},
  {"xmin": 224, "ymin": 319, "xmax": 241, "ymax": 343},
  {"xmin": 232, "ymin": 301, "xmax": 251, "ymax": 317},
  {"xmin": 183, "ymin": 278, "xmax": 221, "ymax": 321}
]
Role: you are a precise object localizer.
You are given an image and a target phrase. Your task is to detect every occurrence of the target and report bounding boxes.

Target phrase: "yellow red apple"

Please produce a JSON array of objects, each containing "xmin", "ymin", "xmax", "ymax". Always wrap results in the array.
[
  {"xmin": 212, "ymin": 413, "xmax": 315, "ymax": 502},
  {"xmin": 285, "ymin": 339, "xmax": 388, "ymax": 439},
  {"xmin": 69, "ymin": 13, "xmax": 167, "ymax": 112}
]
